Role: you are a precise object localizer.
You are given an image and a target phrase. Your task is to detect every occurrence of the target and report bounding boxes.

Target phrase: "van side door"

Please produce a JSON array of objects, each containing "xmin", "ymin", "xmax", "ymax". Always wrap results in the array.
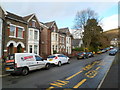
[{"xmin": 35, "ymin": 55, "xmax": 46, "ymax": 69}]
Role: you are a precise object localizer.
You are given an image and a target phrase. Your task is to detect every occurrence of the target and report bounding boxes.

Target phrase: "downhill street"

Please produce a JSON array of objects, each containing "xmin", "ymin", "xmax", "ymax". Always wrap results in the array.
[{"xmin": 2, "ymin": 52, "xmax": 116, "ymax": 89}]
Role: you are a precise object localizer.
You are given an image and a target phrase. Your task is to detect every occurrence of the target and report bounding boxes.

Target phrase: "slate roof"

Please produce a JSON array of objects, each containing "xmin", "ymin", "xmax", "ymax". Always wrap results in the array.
[
  {"xmin": 59, "ymin": 27, "xmax": 69, "ymax": 33},
  {"xmin": 6, "ymin": 11, "xmax": 27, "ymax": 24},
  {"xmin": 23, "ymin": 14, "xmax": 34, "ymax": 21},
  {"xmin": 44, "ymin": 21, "xmax": 55, "ymax": 27}
]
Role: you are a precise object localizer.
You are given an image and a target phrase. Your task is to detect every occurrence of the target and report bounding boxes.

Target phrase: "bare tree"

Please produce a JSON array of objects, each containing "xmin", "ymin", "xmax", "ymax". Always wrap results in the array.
[{"xmin": 74, "ymin": 8, "xmax": 98, "ymax": 30}]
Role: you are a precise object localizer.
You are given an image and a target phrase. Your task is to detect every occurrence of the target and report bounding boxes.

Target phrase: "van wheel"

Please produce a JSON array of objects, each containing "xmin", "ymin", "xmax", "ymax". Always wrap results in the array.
[
  {"xmin": 22, "ymin": 68, "xmax": 29, "ymax": 76},
  {"xmin": 10, "ymin": 73, "xmax": 16, "ymax": 76},
  {"xmin": 45, "ymin": 64, "xmax": 50, "ymax": 69},
  {"xmin": 58, "ymin": 62, "xmax": 61, "ymax": 67}
]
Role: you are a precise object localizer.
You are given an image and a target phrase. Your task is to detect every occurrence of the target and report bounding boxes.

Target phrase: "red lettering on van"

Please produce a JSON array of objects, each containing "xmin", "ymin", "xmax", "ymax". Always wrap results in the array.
[{"xmin": 24, "ymin": 56, "xmax": 33, "ymax": 60}]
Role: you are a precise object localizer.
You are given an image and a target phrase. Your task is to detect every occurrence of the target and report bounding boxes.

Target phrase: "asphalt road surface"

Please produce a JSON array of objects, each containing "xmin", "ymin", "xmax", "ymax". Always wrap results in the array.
[{"xmin": 2, "ymin": 52, "xmax": 116, "ymax": 89}]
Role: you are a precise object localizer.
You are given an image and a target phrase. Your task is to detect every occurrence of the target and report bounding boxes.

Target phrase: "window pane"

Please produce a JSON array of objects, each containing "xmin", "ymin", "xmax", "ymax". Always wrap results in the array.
[
  {"xmin": 34, "ymin": 45, "xmax": 38, "ymax": 54},
  {"xmin": 34, "ymin": 31, "xmax": 38, "ymax": 40},
  {"xmin": 32, "ymin": 21, "xmax": 35, "ymax": 27},
  {"xmin": 18, "ymin": 27, "xmax": 23, "ymax": 38},
  {"xmin": 29, "ymin": 45, "xmax": 32, "ymax": 53},
  {"xmin": 10, "ymin": 25, "xmax": 15, "ymax": 36},
  {"xmin": 29, "ymin": 30, "xmax": 33, "ymax": 39}
]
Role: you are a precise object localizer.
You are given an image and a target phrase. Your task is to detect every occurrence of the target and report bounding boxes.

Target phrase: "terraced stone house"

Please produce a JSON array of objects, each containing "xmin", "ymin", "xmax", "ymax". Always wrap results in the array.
[{"xmin": 23, "ymin": 14, "xmax": 41, "ymax": 55}]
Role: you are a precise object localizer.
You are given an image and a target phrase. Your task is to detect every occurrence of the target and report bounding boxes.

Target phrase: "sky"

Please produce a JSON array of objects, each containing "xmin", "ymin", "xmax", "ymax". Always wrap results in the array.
[{"xmin": 0, "ymin": 0, "xmax": 119, "ymax": 32}]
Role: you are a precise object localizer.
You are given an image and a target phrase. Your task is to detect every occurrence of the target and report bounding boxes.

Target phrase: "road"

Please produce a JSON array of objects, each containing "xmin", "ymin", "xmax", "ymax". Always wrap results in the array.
[{"xmin": 2, "ymin": 52, "xmax": 116, "ymax": 89}]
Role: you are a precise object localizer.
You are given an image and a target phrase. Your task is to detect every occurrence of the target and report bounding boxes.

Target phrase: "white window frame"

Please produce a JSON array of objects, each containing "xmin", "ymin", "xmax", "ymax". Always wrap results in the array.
[
  {"xmin": 17, "ymin": 25, "xmax": 24, "ymax": 39},
  {"xmin": 29, "ymin": 29, "xmax": 33, "ymax": 40},
  {"xmin": 9, "ymin": 24, "xmax": 16, "ymax": 38},
  {"xmin": 34, "ymin": 45, "xmax": 38, "ymax": 54},
  {"xmin": 28, "ymin": 45, "xmax": 33, "ymax": 53},
  {"xmin": 34, "ymin": 29, "xmax": 39, "ymax": 40}
]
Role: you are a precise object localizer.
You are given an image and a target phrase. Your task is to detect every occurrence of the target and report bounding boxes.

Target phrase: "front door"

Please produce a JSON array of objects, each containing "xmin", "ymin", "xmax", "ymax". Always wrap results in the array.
[
  {"xmin": 17, "ymin": 44, "xmax": 22, "ymax": 53},
  {"xmin": 35, "ymin": 55, "xmax": 45, "ymax": 69}
]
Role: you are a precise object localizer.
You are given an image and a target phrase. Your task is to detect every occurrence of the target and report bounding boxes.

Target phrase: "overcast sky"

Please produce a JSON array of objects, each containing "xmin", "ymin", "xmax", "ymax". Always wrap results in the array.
[{"xmin": 0, "ymin": 0, "xmax": 119, "ymax": 31}]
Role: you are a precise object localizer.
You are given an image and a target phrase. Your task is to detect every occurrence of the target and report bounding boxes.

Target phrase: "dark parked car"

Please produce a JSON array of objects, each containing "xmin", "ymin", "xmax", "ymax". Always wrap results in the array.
[
  {"xmin": 86, "ymin": 52, "xmax": 94, "ymax": 57},
  {"xmin": 77, "ymin": 52, "xmax": 88, "ymax": 60},
  {"xmin": 109, "ymin": 49, "xmax": 117, "ymax": 55}
]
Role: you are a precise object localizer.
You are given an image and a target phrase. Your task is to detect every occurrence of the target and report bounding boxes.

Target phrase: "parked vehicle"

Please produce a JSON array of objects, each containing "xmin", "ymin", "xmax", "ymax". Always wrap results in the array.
[
  {"xmin": 77, "ymin": 52, "xmax": 88, "ymax": 59},
  {"xmin": 86, "ymin": 52, "xmax": 94, "ymax": 57},
  {"xmin": 101, "ymin": 49, "xmax": 106, "ymax": 53},
  {"xmin": 109, "ymin": 49, "xmax": 118, "ymax": 55},
  {"xmin": 5, "ymin": 53, "xmax": 50, "ymax": 75},
  {"xmin": 47, "ymin": 54, "xmax": 70, "ymax": 66},
  {"xmin": 105, "ymin": 47, "xmax": 110, "ymax": 51},
  {"xmin": 110, "ymin": 46, "xmax": 114, "ymax": 50},
  {"xmin": 97, "ymin": 50, "xmax": 102, "ymax": 54}
]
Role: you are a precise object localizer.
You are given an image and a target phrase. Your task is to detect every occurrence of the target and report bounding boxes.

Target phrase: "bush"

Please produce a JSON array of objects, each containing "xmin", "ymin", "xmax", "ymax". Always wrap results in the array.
[
  {"xmin": 53, "ymin": 50, "xmax": 57, "ymax": 54},
  {"xmin": 72, "ymin": 47, "xmax": 84, "ymax": 51}
]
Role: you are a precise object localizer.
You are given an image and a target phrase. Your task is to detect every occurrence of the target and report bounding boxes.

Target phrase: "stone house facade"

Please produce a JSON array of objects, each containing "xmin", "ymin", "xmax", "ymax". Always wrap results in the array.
[
  {"xmin": 0, "ymin": 6, "xmax": 6, "ymax": 59},
  {"xmin": 58, "ymin": 31, "xmax": 66, "ymax": 54},
  {"xmin": 45, "ymin": 21, "xmax": 59, "ymax": 55},
  {"xmin": 23, "ymin": 14, "xmax": 41, "ymax": 55},
  {"xmin": 40, "ymin": 22, "xmax": 51, "ymax": 58},
  {"xmin": 59, "ymin": 27, "xmax": 72, "ymax": 54},
  {"xmin": 3, "ymin": 11, "xmax": 28, "ymax": 57}
]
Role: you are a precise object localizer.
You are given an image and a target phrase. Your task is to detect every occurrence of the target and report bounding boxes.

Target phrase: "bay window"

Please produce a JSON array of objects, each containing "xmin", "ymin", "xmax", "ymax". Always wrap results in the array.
[
  {"xmin": 34, "ymin": 30, "xmax": 38, "ymax": 40},
  {"xmin": 34, "ymin": 45, "xmax": 38, "ymax": 54},
  {"xmin": 29, "ymin": 45, "xmax": 32, "ymax": 53},
  {"xmin": 29, "ymin": 30, "xmax": 33, "ymax": 39}
]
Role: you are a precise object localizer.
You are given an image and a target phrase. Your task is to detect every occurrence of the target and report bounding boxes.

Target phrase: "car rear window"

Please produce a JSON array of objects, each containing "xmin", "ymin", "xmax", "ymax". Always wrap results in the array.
[{"xmin": 48, "ymin": 55, "xmax": 56, "ymax": 58}]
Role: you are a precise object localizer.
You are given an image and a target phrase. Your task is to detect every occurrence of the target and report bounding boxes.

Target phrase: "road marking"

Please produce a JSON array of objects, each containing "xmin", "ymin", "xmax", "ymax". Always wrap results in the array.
[
  {"xmin": 50, "ymin": 82, "xmax": 63, "ymax": 87},
  {"xmin": 46, "ymin": 86, "xmax": 54, "ymax": 90},
  {"xmin": 50, "ymin": 80, "xmax": 69, "ymax": 88},
  {"xmin": 95, "ymin": 67, "xmax": 101, "ymax": 70},
  {"xmin": 85, "ymin": 70, "xmax": 98, "ymax": 78},
  {"xmin": 57, "ymin": 80, "xmax": 69, "ymax": 84},
  {"xmin": 65, "ymin": 70, "xmax": 83, "ymax": 80},
  {"xmin": 73, "ymin": 79, "xmax": 87, "ymax": 88}
]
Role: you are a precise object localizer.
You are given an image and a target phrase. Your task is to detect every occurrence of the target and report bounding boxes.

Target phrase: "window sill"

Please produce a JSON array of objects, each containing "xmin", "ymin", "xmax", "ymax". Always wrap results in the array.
[
  {"xmin": 17, "ymin": 37, "xmax": 23, "ymax": 39},
  {"xmin": 9, "ymin": 36, "xmax": 16, "ymax": 38}
]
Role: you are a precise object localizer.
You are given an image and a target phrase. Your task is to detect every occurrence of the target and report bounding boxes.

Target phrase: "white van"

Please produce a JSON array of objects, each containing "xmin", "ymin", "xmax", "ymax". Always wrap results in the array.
[{"xmin": 5, "ymin": 53, "xmax": 50, "ymax": 75}]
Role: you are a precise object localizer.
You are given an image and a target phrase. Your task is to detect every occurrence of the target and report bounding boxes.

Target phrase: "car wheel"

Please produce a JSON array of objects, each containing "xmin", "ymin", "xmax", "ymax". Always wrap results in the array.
[
  {"xmin": 67, "ymin": 60, "xmax": 70, "ymax": 64},
  {"xmin": 22, "ymin": 68, "xmax": 29, "ymax": 76},
  {"xmin": 58, "ymin": 62, "xmax": 61, "ymax": 67},
  {"xmin": 10, "ymin": 73, "xmax": 16, "ymax": 76},
  {"xmin": 45, "ymin": 64, "xmax": 50, "ymax": 69},
  {"xmin": 83, "ymin": 57, "xmax": 86, "ymax": 59}
]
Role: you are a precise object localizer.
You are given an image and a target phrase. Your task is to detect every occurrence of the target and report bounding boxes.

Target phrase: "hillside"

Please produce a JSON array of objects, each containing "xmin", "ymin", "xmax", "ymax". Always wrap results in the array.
[{"xmin": 103, "ymin": 28, "xmax": 119, "ymax": 41}]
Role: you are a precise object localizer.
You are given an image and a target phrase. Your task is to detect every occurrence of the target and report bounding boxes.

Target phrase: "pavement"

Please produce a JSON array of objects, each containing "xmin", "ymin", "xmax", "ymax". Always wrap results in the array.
[
  {"xmin": 99, "ymin": 50, "xmax": 119, "ymax": 89},
  {"xmin": 0, "ymin": 60, "xmax": 9, "ymax": 78}
]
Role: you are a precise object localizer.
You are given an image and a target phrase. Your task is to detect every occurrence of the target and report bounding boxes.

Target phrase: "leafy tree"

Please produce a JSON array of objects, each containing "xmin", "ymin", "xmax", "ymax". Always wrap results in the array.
[{"xmin": 83, "ymin": 19, "xmax": 103, "ymax": 51}]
